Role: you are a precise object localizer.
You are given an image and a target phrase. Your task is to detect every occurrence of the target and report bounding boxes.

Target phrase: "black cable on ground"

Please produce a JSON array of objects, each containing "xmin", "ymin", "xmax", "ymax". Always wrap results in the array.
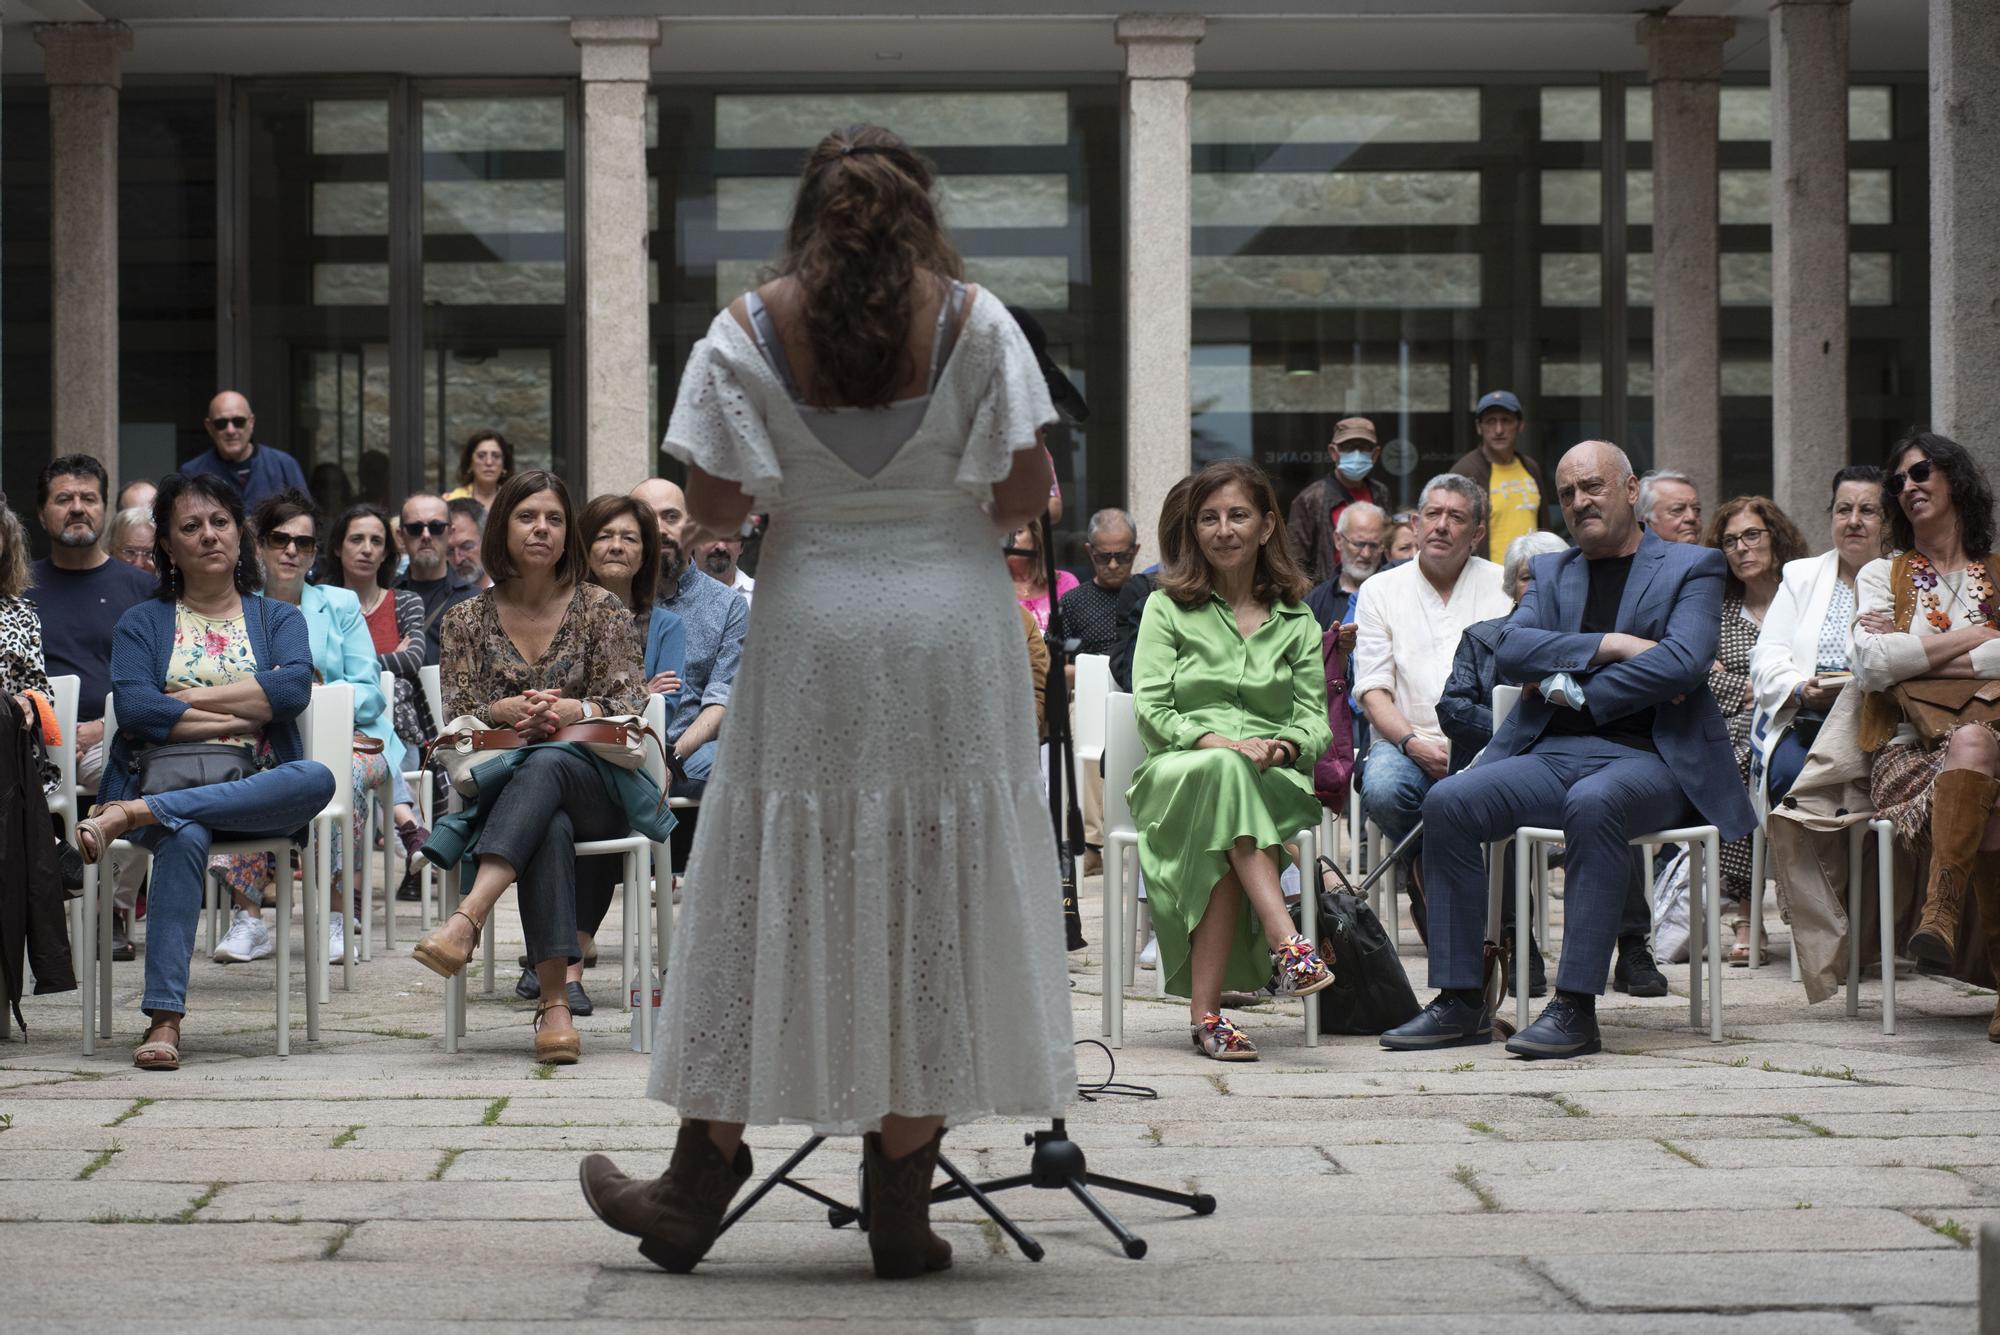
[{"xmin": 1072, "ymin": 1038, "xmax": 1158, "ymax": 1102}]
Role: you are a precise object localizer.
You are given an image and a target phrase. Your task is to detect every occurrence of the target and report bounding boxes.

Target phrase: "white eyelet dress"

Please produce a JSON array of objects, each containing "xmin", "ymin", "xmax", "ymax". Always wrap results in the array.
[{"xmin": 646, "ymin": 286, "xmax": 1078, "ymax": 1134}]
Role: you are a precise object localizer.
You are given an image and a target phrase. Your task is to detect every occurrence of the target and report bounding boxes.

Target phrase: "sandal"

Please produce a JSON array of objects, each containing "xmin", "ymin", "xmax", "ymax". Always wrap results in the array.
[
  {"xmin": 76, "ymin": 800, "xmax": 148, "ymax": 866},
  {"xmin": 534, "ymin": 998, "xmax": 581, "ymax": 1065},
  {"xmin": 1191, "ymin": 1012, "xmax": 1259, "ymax": 1061},
  {"xmin": 1271, "ymin": 933, "xmax": 1335, "ymax": 998},
  {"xmin": 411, "ymin": 909, "xmax": 483, "ymax": 979},
  {"xmin": 133, "ymin": 1013, "xmax": 182, "ymax": 1071}
]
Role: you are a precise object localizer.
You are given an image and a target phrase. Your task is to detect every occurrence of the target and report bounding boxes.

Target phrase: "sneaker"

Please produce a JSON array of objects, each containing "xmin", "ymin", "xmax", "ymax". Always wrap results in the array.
[
  {"xmin": 1137, "ymin": 934, "xmax": 1159, "ymax": 970},
  {"xmin": 328, "ymin": 913, "xmax": 349, "ymax": 963},
  {"xmin": 214, "ymin": 910, "xmax": 273, "ymax": 963},
  {"xmin": 1612, "ymin": 936, "xmax": 1669, "ymax": 998},
  {"xmin": 1270, "ymin": 933, "xmax": 1334, "ymax": 998}
]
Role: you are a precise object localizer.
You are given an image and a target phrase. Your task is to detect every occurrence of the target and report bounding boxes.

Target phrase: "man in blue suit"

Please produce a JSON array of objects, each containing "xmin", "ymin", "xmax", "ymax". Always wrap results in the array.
[{"xmin": 1382, "ymin": 440, "xmax": 1756, "ymax": 1059}]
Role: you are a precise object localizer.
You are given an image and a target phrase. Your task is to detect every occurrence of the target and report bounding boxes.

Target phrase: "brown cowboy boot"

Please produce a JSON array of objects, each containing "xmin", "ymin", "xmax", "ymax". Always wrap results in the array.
[
  {"xmin": 1908, "ymin": 770, "xmax": 2000, "ymax": 967},
  {"xmin": 1974, "ymin": 852, "xmax": 2000, "ymax": 1044},
  {"xmin": 578, "ymin": 1121, "xmax": 752, "ymax": 1273},
  {"xmin": 862, "ymin": 1129, "xmax": 952, "ymax": 1280}
]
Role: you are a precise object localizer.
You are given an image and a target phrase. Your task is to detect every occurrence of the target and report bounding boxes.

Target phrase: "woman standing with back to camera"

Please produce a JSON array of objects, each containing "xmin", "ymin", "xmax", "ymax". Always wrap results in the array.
[{"xmin": 579, "ymin": 125, "xmax": 1075, "ymax": 1278}]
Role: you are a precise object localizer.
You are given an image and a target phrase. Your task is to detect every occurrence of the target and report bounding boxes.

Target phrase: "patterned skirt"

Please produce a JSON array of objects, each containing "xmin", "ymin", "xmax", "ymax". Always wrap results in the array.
[{"xmin": 1870, "ymin": 722, "xmax": 2000, "ymax": 844}]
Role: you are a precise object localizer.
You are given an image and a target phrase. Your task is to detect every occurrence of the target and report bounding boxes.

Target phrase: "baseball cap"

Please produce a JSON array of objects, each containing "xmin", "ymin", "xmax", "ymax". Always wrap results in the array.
[
  {"xmin": 1475, "ymin": 390, "xmax": 1523, "ymax": 418},
  {"xmin": 1331, "ymin": 417, "xmax": 1378, "ymax": 447}
]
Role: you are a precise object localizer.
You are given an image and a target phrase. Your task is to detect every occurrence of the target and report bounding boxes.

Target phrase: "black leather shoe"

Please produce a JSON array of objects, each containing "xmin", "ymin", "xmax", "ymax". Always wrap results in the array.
[
  {"xmin": 395, "ymin": 866, "xmax": 423, "ymax": 902},
  {"xmin": 566, "ymin": 980, "xmax": 593, "ymax": 1018},
  {"xmin": 1612, "ymin": 936, "xmax": 1669, "ymax": 997},
  {"xmin": 1527, "ymin": 941, "xmax": 1548, "ymax": 999},
  {"xmin": 1380, "ymin": 992, "xmax": 1491, "ymax": 1050},
  {"xmin": 515, "ymin": 967, "xmax": 540, "ymax": 1001},
  {"xmin": 1505, "ymin": 994, "xmax": 1601, "ymax": 1059}
]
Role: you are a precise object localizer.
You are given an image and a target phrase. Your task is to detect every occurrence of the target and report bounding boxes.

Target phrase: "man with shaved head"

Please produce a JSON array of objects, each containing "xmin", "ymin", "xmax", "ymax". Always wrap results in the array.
[
  {"xmin": 1382, "ymin": 440, "xmax": 1753, "ymax": 1060},
  {"xmin": 633, "ymin": 476, "xmax": 746, "ymax": 798},
  {"xmin": 180, "ymin": 390, "xmax": 312, "ymax": 510}
]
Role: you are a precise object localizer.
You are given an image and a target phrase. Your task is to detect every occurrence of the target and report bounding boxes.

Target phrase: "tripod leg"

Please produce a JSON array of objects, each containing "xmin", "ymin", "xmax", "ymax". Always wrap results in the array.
[
  {"xmin": 1065, "ymin": 1177, "xmax": 1147, "ymax": 1259},
  {"xmin": 718, "ymin": 1134, "xmax": 829, "ymax": 1237},
  {"xmin": 933, "ymin": 1155, "xmax": 1044, "ymax": 1262},
  {"xmin": 1080, "ymin": 1171, "xmax": 1218, "ymax": 1215}
]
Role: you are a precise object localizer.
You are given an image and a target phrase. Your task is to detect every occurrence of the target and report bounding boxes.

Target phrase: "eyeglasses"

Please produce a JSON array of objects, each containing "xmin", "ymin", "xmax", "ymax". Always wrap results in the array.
[
  {"xmin": 1719, "ymin": 527, "xmax": 1768, "ymax": 552},
  {"xmin": 1337, "ymin": 536, "xmax": 1384, "ymax": 554},
  {"xmin": 1884, "ymin": 459, "xmax": 1935, "ymax": 496},
  {"xmin": 208, "ymin": 415, "xmax": 249, "ymax": 431},
  {"xmin": 263, "ymin": 532, "xmax": 318, "ymax": 554},
  {"xmin": 1090, "ymin": 548, "xmax": 1137, "ymax": 566},
  {"xmin": 401, "ymin": 520, "xmax": 448, "ymax": 537},
  {"xmin": 117, "ymin": 546, "xmax": 154, "ymax": 563}
]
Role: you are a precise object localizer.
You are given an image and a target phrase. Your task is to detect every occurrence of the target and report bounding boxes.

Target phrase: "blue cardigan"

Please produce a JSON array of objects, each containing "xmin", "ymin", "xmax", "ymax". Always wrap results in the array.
[
  {"xmin": 100, "ymin": 594, "xmax": 316, "ymax": 806},
  {"xmin": 300, "ymin": 583, "xmax": 401, "ymax": 773}
]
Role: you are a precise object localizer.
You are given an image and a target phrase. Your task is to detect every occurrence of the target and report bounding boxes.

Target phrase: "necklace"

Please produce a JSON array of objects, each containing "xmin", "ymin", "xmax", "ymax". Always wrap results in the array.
[{"xmin": 1908, "ymin": 551, "xmax": 1997, "ymax": 631}]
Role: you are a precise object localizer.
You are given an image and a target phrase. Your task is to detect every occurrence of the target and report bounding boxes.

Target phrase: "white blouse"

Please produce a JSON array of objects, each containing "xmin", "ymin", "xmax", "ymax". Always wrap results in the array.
[{"xmin": 1851, "ymin": 553, "xmax": 2000, "ymax": 746}]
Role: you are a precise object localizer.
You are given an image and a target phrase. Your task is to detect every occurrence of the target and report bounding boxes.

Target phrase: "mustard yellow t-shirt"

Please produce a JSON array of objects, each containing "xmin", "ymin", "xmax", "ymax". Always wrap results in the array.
[{"xmin": 1487, "ymin": 457, "xmax": 1540, "ymax": 563}]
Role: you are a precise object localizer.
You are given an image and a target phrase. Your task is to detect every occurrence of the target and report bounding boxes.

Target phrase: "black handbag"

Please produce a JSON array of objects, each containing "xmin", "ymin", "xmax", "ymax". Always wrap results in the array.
[
  {"xmin": 1291, "ymin": 856, "xmax": 1421, "ymax": 1035},
  {"xmin": 134, "ymin": 742, "xmax": 258, "ymax": 796}
]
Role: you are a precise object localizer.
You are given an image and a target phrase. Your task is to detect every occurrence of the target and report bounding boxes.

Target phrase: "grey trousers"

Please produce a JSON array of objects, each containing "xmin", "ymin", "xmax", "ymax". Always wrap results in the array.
[{"xmin": 473, "ymin": 748, "xmax": 629, "ymax": 968}]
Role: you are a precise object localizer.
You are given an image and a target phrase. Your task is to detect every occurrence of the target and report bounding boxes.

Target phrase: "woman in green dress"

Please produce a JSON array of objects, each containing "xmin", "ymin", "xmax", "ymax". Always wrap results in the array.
[{"xmin": 1130, "ymin": 459, "xmax": 1335, "ymax": 1061}]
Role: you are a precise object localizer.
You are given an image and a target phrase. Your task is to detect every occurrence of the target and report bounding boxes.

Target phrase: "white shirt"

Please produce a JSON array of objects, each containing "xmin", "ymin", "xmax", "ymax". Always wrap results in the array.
[
  {"xmin": 731, "ymin": 569, "xmax": 756, "ymax": 609},
  {"xmin": 1852, "ymin": 554, "xmax": 2000, "ymax": 746},
  {"xmin": 1353, "ymin": 554, "xmax": 1511, "ymax": 743}
]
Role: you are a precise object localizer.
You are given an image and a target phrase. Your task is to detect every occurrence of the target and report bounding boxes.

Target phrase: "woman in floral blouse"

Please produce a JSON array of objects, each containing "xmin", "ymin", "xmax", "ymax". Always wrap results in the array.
[
  {"xmin": 0, "ymin": 503, "xmax": 55, "ymax": 789},
  {"xmin": 411, "ymin": 469, "xmax": 645, "ymax": 1064},
  {"xmin": 1852, "ymin": 432, "xmax": 2000, "ymax": 1041}
]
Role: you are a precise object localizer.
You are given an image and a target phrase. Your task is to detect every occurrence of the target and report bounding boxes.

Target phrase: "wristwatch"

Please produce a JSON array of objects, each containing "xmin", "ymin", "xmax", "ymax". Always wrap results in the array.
[{"xmin": 1396, "ymin": 733, "xmax": 1416, "ymax": 756}]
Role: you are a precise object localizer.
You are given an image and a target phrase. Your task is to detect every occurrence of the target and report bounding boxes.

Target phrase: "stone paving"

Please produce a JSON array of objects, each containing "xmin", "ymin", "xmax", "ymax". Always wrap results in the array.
[{"xmin": 3, "ymin": 866, "xmax": 1996, "ymax": 1333}]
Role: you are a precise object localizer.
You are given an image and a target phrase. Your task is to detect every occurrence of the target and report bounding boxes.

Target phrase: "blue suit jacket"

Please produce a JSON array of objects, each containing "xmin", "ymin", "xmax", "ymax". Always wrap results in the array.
[{"xmin": 1490, "ymin": 530, "xmax": 1756, "ymax": 841}]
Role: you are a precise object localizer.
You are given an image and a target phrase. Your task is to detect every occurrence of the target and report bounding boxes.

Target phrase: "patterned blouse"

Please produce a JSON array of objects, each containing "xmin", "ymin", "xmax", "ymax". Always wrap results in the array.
[
  {"xmin": 439, "ymin": 581, "xmax": 645, "ymax": 724},
  {"xmin": 168, "ymin": 604, "xmax": 264, "ymax": 751},
  {"xmin": 1, "ymin": 595, "xmax": 57, "ymax": 788}
]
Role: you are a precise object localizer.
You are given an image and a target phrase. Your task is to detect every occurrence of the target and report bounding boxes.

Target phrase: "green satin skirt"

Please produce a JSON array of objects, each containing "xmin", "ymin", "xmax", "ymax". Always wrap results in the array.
[{"xmin": 1128, "ymin": 747, "xmax": 1322, "ymax": 998}]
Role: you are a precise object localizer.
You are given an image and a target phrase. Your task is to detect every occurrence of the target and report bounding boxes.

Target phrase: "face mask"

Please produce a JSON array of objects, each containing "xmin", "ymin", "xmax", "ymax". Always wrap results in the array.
[{"xmin": 1336, "ymin": 450, "xmax": 1374, "ymax": 482}]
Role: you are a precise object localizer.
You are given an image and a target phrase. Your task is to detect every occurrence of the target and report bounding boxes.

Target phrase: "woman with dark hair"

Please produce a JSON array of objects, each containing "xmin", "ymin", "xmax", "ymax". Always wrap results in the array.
[
  {"xmin": 322, "ymin": 503, "xmax": 426, "ymax": 757},
  {"xmin": 1702, "ymin": 494, "xmax": 1809, "ymax": 959},
  {"xmin": 1853, "ymin": 432, "xmax": 2000, "ymax": 1038},
  {"xmin": 75, "ymin": 471, "xmax": 336, "ymax": 1069},
  {"xmin": 580, "ymin": 124, "xmax": 1073, "ymax": 1280},
  {"xmin": 446, "ymin": 431, "xmax": 513, "ymax": 511},
  {"xmin": 1128, "ymin": 458, "xmax": 1334, "ymax": 1061},
  {"xmin": 1750, "ymin": 465, "xmax": 1888, "ymax": 807},
  {"xmin": 410, "ymin": 470, "xmax": 651, "ymax": 1064}
]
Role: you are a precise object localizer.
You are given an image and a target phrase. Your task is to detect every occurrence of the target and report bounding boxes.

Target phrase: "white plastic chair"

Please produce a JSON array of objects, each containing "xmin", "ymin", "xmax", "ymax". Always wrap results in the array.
[
  {"xmin": 1482, "ymin": 685, "xmax": 1726, "ymax": 1041},
  {"xmin": 1071, "ymin": 653, "xmax": 1111, "ymax": 807},
  {"xmin": 82, "ymin": 685, "xmax": 346, "ymax": 1057},
  {"xmin": 315, "ymin": 685, "xmax": 363, "ymax": 997},
  {"xmin": 1099, "ymin": 691, "xmax": 1318, "ymax": 1051},
  {"xmin": 441, "ymin": 705, "xmax": 666, "ymax": 1055},
  {"xmin": 415, "ymin": 663, "xmax": 445, "ymax": 927},
  {"xmin": 356, "ymin": 667, "xmax": 415, "ymax": 962},
  {"xmin": 1747, "ymin": 822, "xmax": 1804, "ymax": 981},
  {"xmin": 1845, "ymin": 818, "xmax": 1897, "ymax": 1035}
]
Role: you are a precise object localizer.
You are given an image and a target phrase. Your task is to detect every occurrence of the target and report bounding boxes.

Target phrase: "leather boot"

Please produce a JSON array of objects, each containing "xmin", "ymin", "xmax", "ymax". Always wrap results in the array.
[
  {"xmin": 1974, "ymin": 852, "xmax": 2000, "ymax": 1044},
  {"xmin": 578, "ymin": 1120, "xmax": 752, "ymax": 1273},
  {"xmin": 1909, "ymin": 771, "xmax": 2000, "ymax": 966},
  {"xmin": 863, "ymin": 1129, "xmax": 952, "ymax": 1279}
]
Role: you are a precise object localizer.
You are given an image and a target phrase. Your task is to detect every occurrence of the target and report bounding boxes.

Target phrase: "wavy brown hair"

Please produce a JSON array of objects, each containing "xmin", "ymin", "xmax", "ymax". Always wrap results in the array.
[
  {"xmin": 1704, "ymin": 494, "xmax": 1808, "ymax": 599},
  {"xmin": 580, "ymin": 493, "xmax": 659, "ymax": 615},
  {"xmin": 777, "ymin": 125, "xmax": 963, "ymax": 410},
  {"xmin": 1159, "ymin": 460, "xmax": 1311, "ymax": 608}
]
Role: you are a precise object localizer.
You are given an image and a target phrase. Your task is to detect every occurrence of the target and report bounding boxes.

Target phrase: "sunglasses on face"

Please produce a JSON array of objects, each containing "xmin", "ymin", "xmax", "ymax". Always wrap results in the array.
[
  {"xmin": 401, "ymin": 520, "xmax": 448, "ymax": 537},
  {"xmin": 1884, "ymin": 459, "xmax": 1934, "ymax": 496},
  {"xmin": 263, "ymin": 532, "xmax": 318, "ymax": 554},
  {"xmin": 208, "ymin": 415, "xmax": 249, "ymax": 431},
  {"xmin": 1090, "ymin": 548, "xmax": 1137, "ymax": 566}
]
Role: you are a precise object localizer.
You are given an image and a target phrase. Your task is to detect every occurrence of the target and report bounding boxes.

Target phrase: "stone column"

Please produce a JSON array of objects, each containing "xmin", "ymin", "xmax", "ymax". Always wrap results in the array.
[
  {"xmin": 1770, "ymin": 0, "xmax": 1850, "ymax": 537},
  {"xmin": 572, "ymin": 18, "xmax": 660, "ymax": 495},
  {"xmin": 1116, "ymin": 14, "xmax": 1203, "ymax": 555},
  {"xmin": 1930, "ymin": 0, "xmax": 2000, "ymax": 442},
  {"xmin": 34, "ymin": 22, "xmax": 131, "ymax": 483},
  {"xmin": 1638, "ymin": 15, "xmax": 1733, "ymax": 505}
]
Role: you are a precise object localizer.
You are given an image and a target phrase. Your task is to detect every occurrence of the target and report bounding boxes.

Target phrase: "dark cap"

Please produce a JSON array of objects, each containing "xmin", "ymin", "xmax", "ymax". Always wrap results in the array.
[{"xmin": 1475, "ymin": 390, "xmax": 1523, "ymax": 418}]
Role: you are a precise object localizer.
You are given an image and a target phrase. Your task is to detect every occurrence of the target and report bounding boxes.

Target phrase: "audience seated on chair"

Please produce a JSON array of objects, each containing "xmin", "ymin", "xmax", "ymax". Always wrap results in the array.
[
  {"xmin": 1381, "ymin": 440, "xmax": 1753, "ymax": 1061},
  {"xmin": 1128, "ymin": 459, "xmax": 1333, "ymax": 1063}
]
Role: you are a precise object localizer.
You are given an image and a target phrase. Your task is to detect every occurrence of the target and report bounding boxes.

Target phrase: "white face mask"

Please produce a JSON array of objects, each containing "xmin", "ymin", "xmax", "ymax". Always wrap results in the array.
[{"xmin": 1336, "ymin": 449, "xmax": 1374, "ymax": 482}]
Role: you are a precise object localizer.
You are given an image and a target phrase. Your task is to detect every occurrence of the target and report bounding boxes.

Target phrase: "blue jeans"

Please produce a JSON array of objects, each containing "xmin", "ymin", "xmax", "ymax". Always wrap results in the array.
[
  {"xmin": 131, "ymin": 760, "xmax": 338, "ymax": 1014},
  {"xmin": 1361, "ymin": 737, "xmax": 1433, "ymax": 850},
  {"xmin": 1420, "ymin": 735, "xmax": 1687, "ymax": 995},
  {"xmin": 671, "ymin": 738, "xmax": 717, "ymax": 801}
]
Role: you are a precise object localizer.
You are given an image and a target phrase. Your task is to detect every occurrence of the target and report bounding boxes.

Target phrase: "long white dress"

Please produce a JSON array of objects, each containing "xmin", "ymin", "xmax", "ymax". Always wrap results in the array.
[{"xmin": 646, "ymin": 287, "xmax": 1078, "ymax": 1133}]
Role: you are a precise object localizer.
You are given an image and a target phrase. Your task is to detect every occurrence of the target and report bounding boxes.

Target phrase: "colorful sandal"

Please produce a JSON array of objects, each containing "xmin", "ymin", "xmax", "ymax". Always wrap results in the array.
[
  {"xmin": 1271, "ymin": 933, "xmax": 1334, "ymax": 998},
  {"xmin": 1191, "ymin": 1012, "xmax": 1259, "ymax": 1061}
]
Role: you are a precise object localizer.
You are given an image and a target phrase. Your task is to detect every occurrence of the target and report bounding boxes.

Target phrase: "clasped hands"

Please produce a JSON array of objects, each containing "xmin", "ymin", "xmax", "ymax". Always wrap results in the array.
[
  {"xmin": 492, "ymin": 688, "xmax": 585, "ymax": 742},
  {"xmin": 1197, "ymin": 732, "xmax": 1295, "ymax": 771}
]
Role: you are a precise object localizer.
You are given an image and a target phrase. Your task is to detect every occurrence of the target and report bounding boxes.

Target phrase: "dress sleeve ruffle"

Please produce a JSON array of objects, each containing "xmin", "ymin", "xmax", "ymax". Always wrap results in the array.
[
  {"xmin": 662, "ymin": 326, "xmax": 785, "ymax": 505},
  {"xmin": 955, "ymin": 295, "xmax": 1059, "ymax": 498}
]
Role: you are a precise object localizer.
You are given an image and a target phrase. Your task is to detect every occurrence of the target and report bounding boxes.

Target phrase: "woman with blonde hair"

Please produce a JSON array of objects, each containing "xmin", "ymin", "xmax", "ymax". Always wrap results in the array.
[
  {"xmin": 580, "ymin": 124, "xmax": 1073, "ymax": 1280},
  {"xmin": 1128, "ymin": 458, "xmax": 1334, "ymax": 1061}
]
